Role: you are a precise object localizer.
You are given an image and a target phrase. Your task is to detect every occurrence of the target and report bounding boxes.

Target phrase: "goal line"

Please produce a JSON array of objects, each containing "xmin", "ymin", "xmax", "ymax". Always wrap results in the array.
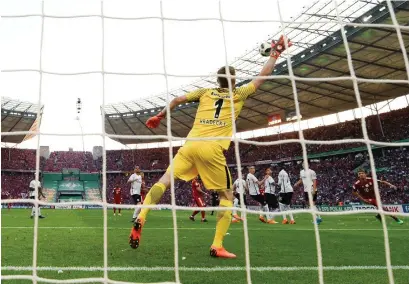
[
  {"xmin": 2, "ymin": 226, "xmax": 409, "ymax": 231},
  {"xmin": 3, "ymin": 265, "xmax": 409, "ymax": 272}
]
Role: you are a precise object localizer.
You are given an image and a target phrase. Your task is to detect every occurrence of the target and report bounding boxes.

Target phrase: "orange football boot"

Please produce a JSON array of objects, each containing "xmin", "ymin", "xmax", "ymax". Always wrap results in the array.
[
  {"xmin": 129, "ymin": 218, "xmax": 145, "ymax": 249},
  {"xmin": 259, "ymin": 216, "xmax": 267, "ymax": 223},
  {"xmin": 210, "ymin": 246, "xmax": 236, "ymax": 258},
  {"xmin": 231, "ymin": 218, "xmax": 240, "ymax": 223},
  {"xmin": 290, "ymin": 220, "xmax": 296, "ymax": 225},
  {"xmin": 282, "ymin": 218, "xmax": 289, "ymax": 224},
  {"xmin": 233, "ymin": 214, "xmax": 242, "ymax": 221}
]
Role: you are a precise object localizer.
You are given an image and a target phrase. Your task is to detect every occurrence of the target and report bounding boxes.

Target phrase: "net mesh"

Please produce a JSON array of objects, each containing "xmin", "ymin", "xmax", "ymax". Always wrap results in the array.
[{"xmin": 1, "ymin": 0, "xmax": 409, "ymax": 283}]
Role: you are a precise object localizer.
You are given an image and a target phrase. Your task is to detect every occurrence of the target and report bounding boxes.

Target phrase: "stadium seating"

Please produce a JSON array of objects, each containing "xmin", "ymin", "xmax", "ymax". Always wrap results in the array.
[
  {"xmin": 2, "ymin": 107, "xmax": 408, "ymax": 206},
  {"xmin": 103, "ymin": 147, "xmax": 408, "ymax": 206},
  {"xmin": 2, "ymin": 150, "xmax": 408, "ymax": 206},
  {"xmin": 226, "ymin": 106, "xmax": 409, "ymax": 164},
  {"xmin": 1, "ymin": 172, "xmax": 33, "ymax": 199},
  {"xmin": 97, "ymin": 107, "xmax": 409, "ymax": 170},
  {"xmin": 43, "ymin": 151, "xmax": 97, "ymax": 172},
  {"xmin": 1, "ymin": 148, "xmax": 45, "ymax": 170}
]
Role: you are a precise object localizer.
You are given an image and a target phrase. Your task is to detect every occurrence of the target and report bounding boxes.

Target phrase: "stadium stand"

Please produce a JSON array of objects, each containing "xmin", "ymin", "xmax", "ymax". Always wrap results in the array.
[
  {"xmin": 98, "ymin": 106, "xmax": 409, "ymax": 170},
  {"xmin": 43, "ymin": 151, "xmax": 97, "ymax": 172},
  {"xmin": 226, "ymin": 106, "xmax": 409, "ymax": 165},
  {"xmin": 1, "ymin": 148, "xmax": 43, "ymax": 170},
  {"xmin": 1, "ymin": 172, "xmax": 33, "ymax": 199},
  {"xmin": 2, "ymin": 107, "xmax": 408, "ymax": 206}
]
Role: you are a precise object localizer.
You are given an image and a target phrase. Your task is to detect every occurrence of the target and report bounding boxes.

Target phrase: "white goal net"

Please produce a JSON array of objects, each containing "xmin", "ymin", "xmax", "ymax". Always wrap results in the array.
[{"xmin": 1, "ymin": 0, "xmax": 409, "ymax": 283}]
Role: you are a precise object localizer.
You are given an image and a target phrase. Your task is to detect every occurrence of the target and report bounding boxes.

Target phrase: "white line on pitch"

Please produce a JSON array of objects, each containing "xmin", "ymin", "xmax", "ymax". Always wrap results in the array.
[
  {"xmin": 2, "ymin": 266, "xmax": 409, "ymax": 272},
  {"xmin": 2, "ymin": 227, "xmax": 409, "ymax": 231}
]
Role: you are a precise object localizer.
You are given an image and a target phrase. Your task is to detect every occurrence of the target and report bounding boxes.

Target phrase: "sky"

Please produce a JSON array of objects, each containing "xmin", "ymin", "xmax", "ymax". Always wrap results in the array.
[
  {"xmin": 3, "ymin": 0, "xmax": 404, "ymax": 152},
  {"xmin": 1, "ymin": 0, "xmax": 315, "ymax": 151}
]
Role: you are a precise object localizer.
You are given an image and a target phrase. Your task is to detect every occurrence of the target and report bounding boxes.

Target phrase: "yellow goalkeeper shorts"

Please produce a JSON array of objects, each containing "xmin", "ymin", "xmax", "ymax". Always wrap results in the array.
[{"xmin": 166, "ymin": 141, "xmax": 232, "ymax": 191}]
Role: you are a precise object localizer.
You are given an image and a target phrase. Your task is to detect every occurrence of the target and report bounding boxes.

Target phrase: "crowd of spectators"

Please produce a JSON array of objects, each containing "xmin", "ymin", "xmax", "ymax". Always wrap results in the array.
[
  {"xmin": 97, "ymin": 148, "xmax": 180, "ymax": 172},
  {"xmin": 2, "ymin": 148, "xmax": 408, "ymax": 205},
  {"xmin": 2, "ymin": 107, "xmax": 408, "ymax": 172},
  {"xmin": 100, "ymin": 106, "xmax": 409, "ymax": 169},
  {"xmin": 43, "ymin": 151, "xmax": 97, "ymax": 172},
  {"xmin": 226, "ymin": 106, "xmax": 409, "ymax": 164},
  {"xmin": 2, "ymin": 107, "xmax": 408, "ymax": 206},
  {"xmin": 1, "ymin": 148, "xmax": 43, "ymax": 170},
  {"xmin": 1, "ymin": 172, "xmax": 33, "ymax": 199},
  {"xmin": 101, "ymin": 147, "xmax": 409, "ymax": 206}
]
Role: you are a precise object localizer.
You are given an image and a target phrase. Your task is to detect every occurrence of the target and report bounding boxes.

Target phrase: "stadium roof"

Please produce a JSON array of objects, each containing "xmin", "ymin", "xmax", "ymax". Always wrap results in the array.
[
  {"xmin": 104, "ymin": 0, "xmax": 409, "ymax": 144},
  {"xmin": 1, "ymin": 97, "xmax": 43, "ymax": 144}
]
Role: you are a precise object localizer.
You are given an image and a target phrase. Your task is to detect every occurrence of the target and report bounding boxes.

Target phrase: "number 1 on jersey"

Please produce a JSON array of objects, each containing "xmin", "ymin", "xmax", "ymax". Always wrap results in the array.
[{"xmin": 214, "ymin": 99, "xmax": 224, "ymax": 119}]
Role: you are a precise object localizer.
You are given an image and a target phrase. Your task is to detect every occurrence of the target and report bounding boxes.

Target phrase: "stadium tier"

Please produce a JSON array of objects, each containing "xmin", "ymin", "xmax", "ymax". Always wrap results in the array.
[
  {"xmin": 2, "ymin": 147, "xmax": 408, "ymax": 206},
  {"xmin": 2, "ymin": 106, "xmax": 409, "ymax": 171},
  {"xmin": 2, "ymin": 106, "xmax": 408, "ymax": 206},
  {"xmin": 1, "ymin": 97, "xmax": 43, "ymax": 144}
]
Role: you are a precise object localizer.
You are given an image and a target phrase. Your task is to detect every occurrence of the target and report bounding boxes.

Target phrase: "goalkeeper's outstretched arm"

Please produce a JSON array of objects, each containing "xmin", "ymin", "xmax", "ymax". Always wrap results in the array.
[
  {"xmin": 146, "ymin": 88, "xmax": 207, "ymax": 129},
  {"xmin": 158, "ymin": 96, "xmax": 187, "ymax": 118},
  {"xmin": 252, "ymin": 35, "xmax": 292, "ymax": 90},
  {"xmin": 146, "ymin": 96, "xmax": 188, "ymax": 129},
  {"xmin": 252, "ymin": 56, "xmax": 278, "ymax": 90}
]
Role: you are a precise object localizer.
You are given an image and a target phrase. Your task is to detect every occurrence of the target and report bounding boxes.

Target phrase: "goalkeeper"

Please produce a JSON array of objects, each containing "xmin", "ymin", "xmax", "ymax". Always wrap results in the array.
[{"xmin": 130, "ymin": 35, "xmax": 292, "ymax": 258}]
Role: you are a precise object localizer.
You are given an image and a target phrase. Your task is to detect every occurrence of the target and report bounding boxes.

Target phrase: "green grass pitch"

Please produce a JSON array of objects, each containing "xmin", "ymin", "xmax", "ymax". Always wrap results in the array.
[{"xmin": 1, "ymin": 209, "xmax": 408, "ymax": 284}]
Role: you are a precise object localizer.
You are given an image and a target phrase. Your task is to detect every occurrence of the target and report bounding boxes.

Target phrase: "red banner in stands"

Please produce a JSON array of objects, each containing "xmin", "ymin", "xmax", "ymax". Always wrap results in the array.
[{"xmin": 268, "ymin": 114, "xmax": 281, "ymax": 125}]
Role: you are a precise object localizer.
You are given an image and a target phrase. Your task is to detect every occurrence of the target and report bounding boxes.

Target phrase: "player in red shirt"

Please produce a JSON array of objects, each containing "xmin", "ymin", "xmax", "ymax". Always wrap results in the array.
[
  {"xmin": 189, "ymin": 177, "xmax": 208, "ymax": 222},
  {"xmin": 352, "ymin": 169, "xmax": 403, "ymax": 224},
  {"xmin": 113, "ymin": 185, "xmax": 122, "ymax": 216}
]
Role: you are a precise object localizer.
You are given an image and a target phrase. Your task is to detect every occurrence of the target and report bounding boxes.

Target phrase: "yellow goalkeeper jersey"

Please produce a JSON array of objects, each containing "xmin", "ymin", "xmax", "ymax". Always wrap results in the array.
[{"xmin": 185, "ymin": 82, "xmax": 256, "ymax": 150}]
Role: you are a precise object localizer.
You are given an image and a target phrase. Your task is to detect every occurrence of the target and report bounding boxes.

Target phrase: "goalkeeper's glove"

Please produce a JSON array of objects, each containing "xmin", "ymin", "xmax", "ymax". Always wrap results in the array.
[
  {"xmin": 271, "ymin": 35, "xmax": 292, "ymax": 59},
  {"xmin": 146, "ymin": 112, "xmax": 164, "ymax": 129}
]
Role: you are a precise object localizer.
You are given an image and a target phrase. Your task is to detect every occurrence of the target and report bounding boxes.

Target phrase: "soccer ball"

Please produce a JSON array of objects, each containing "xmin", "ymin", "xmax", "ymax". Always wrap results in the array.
[{"xmin": 259, "ymin": 42, "xmax": 271, "ymax": 57}]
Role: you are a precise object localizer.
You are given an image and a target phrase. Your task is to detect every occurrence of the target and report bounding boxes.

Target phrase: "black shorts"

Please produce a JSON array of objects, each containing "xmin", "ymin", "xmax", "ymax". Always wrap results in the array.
[
  {"xmin": 304, "ymin": 191, "xmax": 318, "ymax": 202},
  {"xmin": 30, "ymin": 195, "xmax": 39, "ymax": 207},
  {"xmin": 212, "ymin": 192, "xmax": 219, "ymax": 207},
  {"xmin": 279, "ymin": 192, "xmax": 293, "ymax": 205},
  {"xmin": 132, "ymin": 194, "xmax": 141, "ymax": 204},
  {"xmin": 250, "ymin": 194, "xmax": 266, "ymax": 206},
  {"xmin": 234, "ymin": 192, "xmax": 248, "ymax": 206},
  {"xmin": 265, "ymin": 193, "xmax": 278, "ymax": 209}
]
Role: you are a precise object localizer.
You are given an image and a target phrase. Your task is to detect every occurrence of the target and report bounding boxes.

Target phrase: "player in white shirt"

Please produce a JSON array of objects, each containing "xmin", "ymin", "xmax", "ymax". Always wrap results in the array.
[
  {"xmin": 247, "ymin": 166, "xmax": 271, "ymax": 224},
  {"xmin": 231, "ymin": 177, "xmax": 248, "ymax": 222},
  {"xmin": 128, "ymin": 166, "xmax": 144, "ymax": 222},
  {"xmin": 277, "ymin": 167, "xmax": 295, "ymax": 224},
  {"xmin": 29, "ymin": 176, "xmax": 46, "ymax": 219},
  {"xmin": 294, "ymin": 165, "xmax": 322, "ymax": 224},
  {"xmin": 264, "ymin": 168, "xmax": 278, "ymax": 224}
]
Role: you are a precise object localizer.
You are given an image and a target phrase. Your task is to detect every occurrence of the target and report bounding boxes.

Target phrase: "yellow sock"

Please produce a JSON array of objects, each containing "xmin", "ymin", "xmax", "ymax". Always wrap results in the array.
[
  {"xmin": 212, "ymin": 198, "xmax": 233, "ymax": 248},
  {"xmin": 138, "ymin": 182, "xmax": 167, "ymax": 220}
]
